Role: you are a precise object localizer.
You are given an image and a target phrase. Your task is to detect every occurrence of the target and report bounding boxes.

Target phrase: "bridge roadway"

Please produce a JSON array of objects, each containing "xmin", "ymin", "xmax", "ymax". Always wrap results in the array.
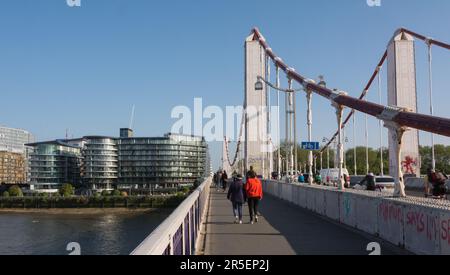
[{"xmin": 202, "ymin": 187, "xmax": 411, "ymax": 255}]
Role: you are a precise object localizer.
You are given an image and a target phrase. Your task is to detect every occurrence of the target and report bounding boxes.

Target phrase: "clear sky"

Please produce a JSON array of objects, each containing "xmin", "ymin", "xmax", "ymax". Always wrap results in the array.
[{"xmin": 1, "ymin": 0, "xmax": 450, "ymax": 170}]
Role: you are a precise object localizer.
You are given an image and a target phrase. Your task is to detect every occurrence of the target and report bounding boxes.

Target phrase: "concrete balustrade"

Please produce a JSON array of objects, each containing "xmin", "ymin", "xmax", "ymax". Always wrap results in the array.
[{"xmin": 263, "ymin": 180, "xmax": 450, "ymax": 255}]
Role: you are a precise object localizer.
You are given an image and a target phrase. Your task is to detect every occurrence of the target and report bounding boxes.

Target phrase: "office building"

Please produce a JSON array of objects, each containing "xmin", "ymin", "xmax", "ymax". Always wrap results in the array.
[
  {"xmin": 27, "ymin": 140, "xmax": 83, "ymax": 193},
  {"xmin": 0, "ymin": 126, "xmax": 34, "ymax": 185},
  {"xmin": 26, "ymin": 131, "xmax": 208, "ymax": 193},
  {"xmin": 83, "ymin": 137, "xmax": 119, "ymax": 191},
  {"xmin": 117, "ymin": 133, "xmax": 208, "ymax": 190}
]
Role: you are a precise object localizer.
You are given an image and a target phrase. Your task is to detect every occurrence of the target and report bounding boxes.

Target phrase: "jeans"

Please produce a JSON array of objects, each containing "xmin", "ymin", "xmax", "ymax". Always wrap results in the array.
[
  {"xmin": 232, "ymin": 202, "xmax": 243, "ymax": 220},
  {"xmin": 247, "ymin": 197, "xmax": 260, "ymax": 221}
]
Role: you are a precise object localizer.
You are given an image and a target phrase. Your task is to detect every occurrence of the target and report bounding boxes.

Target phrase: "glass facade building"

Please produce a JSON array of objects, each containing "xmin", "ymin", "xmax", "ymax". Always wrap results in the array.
[
  {"xmin": 117, "ymin": 134, "xmax": 208, "ymax": 190},
  {"xmin": 83, "ymin": 137, "xmax": 119, "ymax": 191},
  {"xmin": 27, "ymin": 141, "xmax": 83, "ymax": 192},
  {"xmin": 0, "ymin": 126, "xmax": 34, "ymax": 154},
  {"xmin": 26, "ymin": 132, "xmax": 208, "ymax": 193}
]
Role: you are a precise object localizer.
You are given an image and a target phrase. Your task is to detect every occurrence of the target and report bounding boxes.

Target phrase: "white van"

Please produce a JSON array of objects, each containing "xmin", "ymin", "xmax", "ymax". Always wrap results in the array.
[{"xmin": 320, "ymin": 168, "xmax": 350, "ymax": 186}]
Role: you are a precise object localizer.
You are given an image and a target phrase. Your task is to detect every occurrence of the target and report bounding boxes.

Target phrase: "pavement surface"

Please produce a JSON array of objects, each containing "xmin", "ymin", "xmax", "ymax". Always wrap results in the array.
[{"xmin": 204, "ymin": 187, "xmax": 411, "ymax": 255}]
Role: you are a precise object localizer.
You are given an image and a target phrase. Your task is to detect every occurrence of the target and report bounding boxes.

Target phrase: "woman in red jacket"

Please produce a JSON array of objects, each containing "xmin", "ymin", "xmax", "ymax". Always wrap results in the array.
[{"xmin": 245, "ymin": 168, "xmax": 263, "ymax": 224}]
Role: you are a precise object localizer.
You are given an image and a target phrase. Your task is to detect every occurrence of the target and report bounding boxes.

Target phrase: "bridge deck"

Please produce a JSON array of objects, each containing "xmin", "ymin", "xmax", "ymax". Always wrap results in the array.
[{"xmin": 203, "ymin": 187, "xmax": 410, "ymax": 255}]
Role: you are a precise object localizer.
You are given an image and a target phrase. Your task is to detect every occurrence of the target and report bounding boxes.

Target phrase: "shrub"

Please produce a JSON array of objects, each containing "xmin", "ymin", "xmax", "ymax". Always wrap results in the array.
[
  {"xmin": 111, "ymin": 190, "xmax": 121, "ymax": 197},
  {"xmin": 8, "ymin": 186, "xmax": 23, "ymax": 197},
  {"xmin": 59, "ymin": 184, "xmax": 75, "ymax": 197},
  {"xmin": 101, "ymin": 190, "xmax": 110, "ymax": 197},
  {"xmin": 2, "ymin": 191, "xmax": 9, "ymax": 197}
]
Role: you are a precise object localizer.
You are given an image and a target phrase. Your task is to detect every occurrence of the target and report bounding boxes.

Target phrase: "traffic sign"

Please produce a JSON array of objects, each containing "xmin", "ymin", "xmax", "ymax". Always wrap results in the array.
[{"xmin": 301, "ymin": 142, "xmax": 320, "ymax": 150}]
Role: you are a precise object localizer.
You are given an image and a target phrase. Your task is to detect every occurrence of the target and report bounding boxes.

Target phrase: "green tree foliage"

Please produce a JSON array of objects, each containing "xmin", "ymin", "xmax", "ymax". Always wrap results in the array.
[
  {"xmin": 345, "ymin": 147, "xmax": 389, "ymax": 176},
  {"xmin": 8, "ymin": 186, "xmax": 23, "ymax": 197},
  {"xmin": 275, "ymin": 142, "xmax": 450, "ymax": 176},
  {"xmin": 2, "ymin": 191, "xmax": 10, "ymax": 197},
  {"xmin": 59, "ymin": 184, "xmax": 75, "ymax": 197},
  {"xmin": 420, "ymin": 145, "xmax": 450, "ymax": 174},
  {"xmin": 111, "ymin": 190, "xmax": 121, "ymax": 197}
]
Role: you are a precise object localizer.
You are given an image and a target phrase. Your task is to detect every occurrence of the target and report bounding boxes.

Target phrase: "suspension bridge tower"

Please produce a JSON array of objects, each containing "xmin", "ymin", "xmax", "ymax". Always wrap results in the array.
[
  {"xmin": 387, "ymin": 31, "xmax": 421, "ymax": 177},
  {"xmin": 244, "ymin": 32, "xmax": 269, "ymax": 177}
]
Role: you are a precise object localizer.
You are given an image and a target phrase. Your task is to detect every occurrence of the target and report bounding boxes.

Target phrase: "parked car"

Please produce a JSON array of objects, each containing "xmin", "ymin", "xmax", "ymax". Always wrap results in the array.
[
  {"xmin": 320, "ymin": 168, "xmax": 350, "ymax": 186},
  {"xmin": 375, "ymin": 176, "xmax": 395, "ymax": 190}
]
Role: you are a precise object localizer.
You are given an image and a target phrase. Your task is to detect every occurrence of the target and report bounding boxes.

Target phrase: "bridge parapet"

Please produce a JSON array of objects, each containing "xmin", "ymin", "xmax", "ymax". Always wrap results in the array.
[
  {"xmin": 263, "ymin": 180, "xmax": 450, "ymax": 255},
  {"xmin": 131, "ymin": 177, "xmax": 211, "ymax": 255}
]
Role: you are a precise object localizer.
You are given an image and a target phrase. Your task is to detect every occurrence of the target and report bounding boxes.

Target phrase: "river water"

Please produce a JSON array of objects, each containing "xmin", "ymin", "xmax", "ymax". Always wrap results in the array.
[{"xmin": 0, "ymin": 209, "xmax": 173, "ymax": 255}]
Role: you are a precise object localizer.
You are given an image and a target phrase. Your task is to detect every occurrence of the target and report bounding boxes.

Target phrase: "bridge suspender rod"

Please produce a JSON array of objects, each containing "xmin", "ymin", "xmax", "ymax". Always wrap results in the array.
[
  {"xmin": 318, "ymin": 51, "xmax": 387, "ymax": 155},
  {"xmin": 426, "ymin": 38, "xmax": 436, "ymax": 171}
]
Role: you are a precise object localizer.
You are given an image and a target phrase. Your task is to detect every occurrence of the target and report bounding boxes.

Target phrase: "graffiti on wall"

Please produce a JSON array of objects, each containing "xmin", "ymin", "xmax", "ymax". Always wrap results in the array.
[{"xmin": 402, "ymin": 156, "xmax": 417, "ymax": 175}]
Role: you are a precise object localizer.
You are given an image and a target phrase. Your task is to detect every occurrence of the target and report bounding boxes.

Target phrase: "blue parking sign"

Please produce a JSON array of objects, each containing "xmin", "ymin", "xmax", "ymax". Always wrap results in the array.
[{"xmin": 301, "ymin": 142, "xmax": 320, "ymax": 150}]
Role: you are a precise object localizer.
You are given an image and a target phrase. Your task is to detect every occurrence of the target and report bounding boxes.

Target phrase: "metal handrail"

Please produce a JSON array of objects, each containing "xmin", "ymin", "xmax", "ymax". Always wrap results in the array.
[{"xmin": 130, "ymin": 177, "xmax": 211, "ymax": 255}]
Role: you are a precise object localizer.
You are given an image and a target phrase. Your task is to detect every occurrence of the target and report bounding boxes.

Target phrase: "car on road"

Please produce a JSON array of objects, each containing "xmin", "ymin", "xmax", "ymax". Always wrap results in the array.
[
  {"xmin": 320, "ymin": 168, "xmax": 350, "ymax": 186},
  {"xmin": 375, "ymin": 176, "xmax": 395, "ymax": 190}
]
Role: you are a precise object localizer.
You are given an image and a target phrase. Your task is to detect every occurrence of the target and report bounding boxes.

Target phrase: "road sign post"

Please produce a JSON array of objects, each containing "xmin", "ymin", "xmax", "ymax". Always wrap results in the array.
[{"xmin": 301, "ymin": 142, "xmax": 320, "ymax": 151}]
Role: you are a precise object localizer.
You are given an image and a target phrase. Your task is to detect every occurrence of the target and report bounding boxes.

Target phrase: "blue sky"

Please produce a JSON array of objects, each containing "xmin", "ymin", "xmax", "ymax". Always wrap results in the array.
[{"xmin": 1, "ymin": 0, "xmax": 450, "ymax": 170}]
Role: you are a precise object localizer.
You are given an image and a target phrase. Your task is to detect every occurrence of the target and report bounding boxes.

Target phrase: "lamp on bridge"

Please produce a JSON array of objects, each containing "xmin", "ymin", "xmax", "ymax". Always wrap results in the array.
[
  {"xmin": 255, "ymin": 76, "xmax": 264, "ymax": 91},
  {"xmin": 318, "ymin": 75, "xmax": 327, "ymax": 88}
]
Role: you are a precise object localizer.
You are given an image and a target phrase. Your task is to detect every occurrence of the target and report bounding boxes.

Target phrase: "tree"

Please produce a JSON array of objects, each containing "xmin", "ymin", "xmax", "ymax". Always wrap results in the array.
[
  {"xmin": 8, "ymin": 186, "xmax": 23, "ymax": 197},
  {"xmin": 101, "ymin": 190, "xmax": 110, "ymax": 197},
  {"xmin": 420, "ymin": 145, "xmax": 450, "ymax": 174},
  {"xmin": 345, "ymin": 147, "xmax": 389, "ymax": 176},
  {"xmin": 111, "ymin": 190, "xmax": 121, "ymax": 197},
  {"xmin": 59, "ymin": 184, "xmax": 75, "ymax": 197},
  {"xmin": 2, "ymin": 191, "xmax": 10, "ymax": 197}
]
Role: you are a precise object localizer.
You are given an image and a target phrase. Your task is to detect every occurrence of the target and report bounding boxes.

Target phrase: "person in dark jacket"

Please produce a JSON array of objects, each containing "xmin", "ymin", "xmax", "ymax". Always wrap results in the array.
[
  {"xmin": 221, "ymin": 171, "xmax": 228, "ymax": 192},
  {"xmin": 227, "ymin": 174, "xmax": 246, "ymax": 224},
  {"xmin": 360, "ymin": 173, "xmax": 376, "ymax": 191},
  {"xmin": 246, "ymin": 166, "xmax": 257, "ymax": 179}
]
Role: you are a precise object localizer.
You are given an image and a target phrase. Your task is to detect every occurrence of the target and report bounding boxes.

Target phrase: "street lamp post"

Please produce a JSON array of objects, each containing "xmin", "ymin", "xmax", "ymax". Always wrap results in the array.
[
  {"xmin": 323, "ymin": 137, "xmax": 331, "ymax": 170},
  {"xmin": 320, "ymin": 151, "xmax": 323, "ymax": 171},
  {"xmin": 377, "ymin": 66, "xmax": 384, "ymax": 176}
]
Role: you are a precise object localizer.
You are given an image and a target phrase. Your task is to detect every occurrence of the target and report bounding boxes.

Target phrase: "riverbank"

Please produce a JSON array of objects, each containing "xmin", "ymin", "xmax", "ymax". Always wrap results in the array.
[
  {"xmin": 0, "ymin": 194, "xmax": 188, "ymax": 209},
  {"xmin": 0, "ymin": 207, "xmax": 172, "ymax": 215}
]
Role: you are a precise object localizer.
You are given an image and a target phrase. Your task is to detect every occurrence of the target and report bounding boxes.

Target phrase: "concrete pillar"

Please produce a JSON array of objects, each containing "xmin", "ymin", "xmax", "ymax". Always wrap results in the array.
[
  {"xmin": 387, "ymin": 32, "xmax": 421, "ymax": 177},
  {"xmin": 245, "ymin": 33, "xmax": 267, "ymax": 177}
]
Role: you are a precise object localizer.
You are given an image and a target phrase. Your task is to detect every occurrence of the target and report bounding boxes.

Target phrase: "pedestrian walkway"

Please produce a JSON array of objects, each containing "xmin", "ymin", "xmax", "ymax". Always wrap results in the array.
[{"xmin": 203, "ymin": 188, "xmax": 410, "ymax": 255}]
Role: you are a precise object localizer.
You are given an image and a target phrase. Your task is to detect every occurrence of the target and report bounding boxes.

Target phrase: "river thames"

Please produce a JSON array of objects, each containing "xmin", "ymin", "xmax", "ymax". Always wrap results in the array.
[{"xmin": 0, "ymin": 209, "xmax": 172, "ymax": 255}]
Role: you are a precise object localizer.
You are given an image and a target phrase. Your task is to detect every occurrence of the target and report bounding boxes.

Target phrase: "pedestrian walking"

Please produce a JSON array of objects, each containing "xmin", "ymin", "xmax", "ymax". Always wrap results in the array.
[
  {"xmin": 216, "ymin": 171, "xmax": 223, "ymax": 191},
  {"xmin": 227, "ymin": 174, "xmax": 246, "ymax": 224},
  {"xmin": 246, "ymin": 166, "xmax": 257, "ymax": 179},
  {"xmin": 245, "ymin": 169, "xmax": 263, "ymax": 224},
  {"xmin": 221, "ymin": 171, "xmax": 228, "ymax": 192}
]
